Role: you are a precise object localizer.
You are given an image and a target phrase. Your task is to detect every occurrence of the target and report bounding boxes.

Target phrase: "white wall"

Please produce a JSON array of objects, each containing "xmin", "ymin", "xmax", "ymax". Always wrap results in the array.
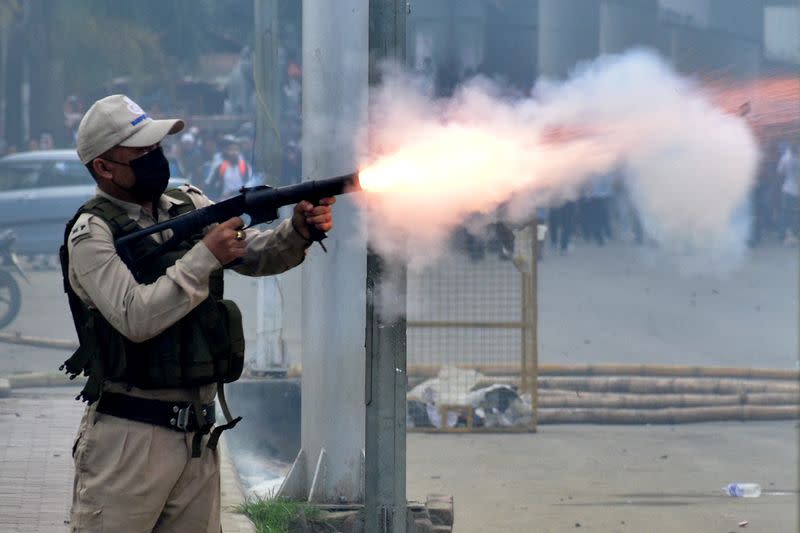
[
  {"xmin": 659, "ymin": 0, "xmax": 711, "ymax": 27},
  {"xmin": 765, "ymin": 6, "xmax": 800, "ymax": 64}
]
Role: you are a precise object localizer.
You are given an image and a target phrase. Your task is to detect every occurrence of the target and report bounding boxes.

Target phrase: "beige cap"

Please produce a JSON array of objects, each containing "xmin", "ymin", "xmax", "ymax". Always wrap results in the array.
[{"xmin": 76, "ymin": 94, "xmax": 184, "ymax": 164}]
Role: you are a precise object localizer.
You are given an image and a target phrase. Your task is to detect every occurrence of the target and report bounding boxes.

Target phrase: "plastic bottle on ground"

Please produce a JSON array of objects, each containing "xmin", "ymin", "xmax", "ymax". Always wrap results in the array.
[{"xmin": 722, "ymin": 483, "xmax": 762, "ymax": 498}]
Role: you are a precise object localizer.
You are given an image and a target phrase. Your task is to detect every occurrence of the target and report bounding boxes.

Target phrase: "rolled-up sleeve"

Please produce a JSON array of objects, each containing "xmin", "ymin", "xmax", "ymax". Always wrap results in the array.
[
  {"xmin": 233, "ymin": 219, "xmax": 310, "ymax": 276},
  {"xmin": 183, "ymin": 187, "xmax": 310, "ymax": 276},
  {"xmin": 68, "ymin": 214, "xmax": 222, "ymax": 343}
]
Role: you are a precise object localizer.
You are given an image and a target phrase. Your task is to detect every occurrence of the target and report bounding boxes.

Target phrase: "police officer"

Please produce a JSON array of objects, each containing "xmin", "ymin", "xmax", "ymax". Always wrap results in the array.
[{"xmin": 62, "ymin": 94, "xmax": 335, "ymax": 532}]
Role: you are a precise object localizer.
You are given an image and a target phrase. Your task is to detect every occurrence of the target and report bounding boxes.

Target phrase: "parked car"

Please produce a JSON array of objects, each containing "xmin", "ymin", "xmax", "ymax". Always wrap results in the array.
[{"xmin": 0, "ymin": 150, "xmax": 186, "ymax": 256}]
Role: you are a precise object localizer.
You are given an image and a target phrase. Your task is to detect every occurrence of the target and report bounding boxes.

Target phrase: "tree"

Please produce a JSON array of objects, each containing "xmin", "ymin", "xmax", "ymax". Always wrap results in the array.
[
  {"xmin": 27, "ymin": 0, "xmax": 65, "ymax": 145},
  {"xmin": 2, "ymin": 0, "xmax": 258, "ymax": 146},
  {"xmin": 1, "ymin": 0, "xmax": 22, "ymax": 147}
]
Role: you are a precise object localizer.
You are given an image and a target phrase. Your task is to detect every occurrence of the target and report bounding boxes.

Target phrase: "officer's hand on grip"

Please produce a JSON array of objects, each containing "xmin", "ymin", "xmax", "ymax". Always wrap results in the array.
[
  {"xmin": 292, "ymin": 197, "xmax": 336, "ymax": 240},
  {"xmin": 202, "ymin": 217, "xmax": 247, "ymax": 265}
]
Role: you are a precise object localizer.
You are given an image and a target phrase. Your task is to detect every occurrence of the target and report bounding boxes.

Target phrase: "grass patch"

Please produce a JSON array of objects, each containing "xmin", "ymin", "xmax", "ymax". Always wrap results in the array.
[{"xmin": 235, "ymin": 496, "xmax": 322, "ymax": 533}]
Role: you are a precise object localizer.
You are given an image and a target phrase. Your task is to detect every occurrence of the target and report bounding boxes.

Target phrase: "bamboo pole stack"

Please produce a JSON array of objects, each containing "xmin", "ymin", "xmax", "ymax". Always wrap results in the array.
[{"xmin": 407, "ymin": 363, "xmax": 800, "ymax": 426}]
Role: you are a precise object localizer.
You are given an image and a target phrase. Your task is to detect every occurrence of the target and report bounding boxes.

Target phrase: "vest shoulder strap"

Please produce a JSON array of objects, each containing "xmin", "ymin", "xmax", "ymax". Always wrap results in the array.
[
  {"xmin": 81, "ymin": 197, "xmax": 140, "ymax": 237},
  {"xmin": 163, "ymin": 188, "xmax": 197, "ymax": 217}
]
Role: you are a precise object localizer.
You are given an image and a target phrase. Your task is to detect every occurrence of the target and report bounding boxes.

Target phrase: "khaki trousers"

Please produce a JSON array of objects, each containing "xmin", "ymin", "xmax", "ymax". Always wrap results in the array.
[{"xmin": 69, "ymin": 404, "xmax": 221, "ymax": 533}]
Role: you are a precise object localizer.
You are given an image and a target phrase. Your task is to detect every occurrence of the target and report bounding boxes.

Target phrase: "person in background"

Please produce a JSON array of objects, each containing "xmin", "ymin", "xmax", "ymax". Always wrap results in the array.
[
  {"xmin": 39, "ymin": 131, "xmax": 55, "ymax": 150},
  {"xmin": 749, "ymin": 146, "xmax": 781, "ymax": 247},
  {"xmin": 777, "ymin": 143, "xmax": 799, "ymax": 246},
  {"xmin": 173, "ymin": 132, "xmax": 204, "ymax": 183},
  {"xmin": 64, "ymin": 94, "xmax": 85, "ymax": 145},
  {"xmin": 548, "ymin": 199, "xmax": 577, "ymax": 255},
  {"xmin": 204, "ymin": 135, "xmax": 251, "ymax": 200},
  {"xmin": 198, "ymin": 135, "xmax": 219, "ymax": 186},
  {"xmin": 582, "ymin": 172, "xmax": 615, "ymax": 246}
]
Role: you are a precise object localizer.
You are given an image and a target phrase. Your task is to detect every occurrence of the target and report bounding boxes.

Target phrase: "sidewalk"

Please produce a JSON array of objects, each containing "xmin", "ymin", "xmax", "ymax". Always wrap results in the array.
[{"xmin": 0, "ymin": 386, "xmax": 254, "ymax": 533}]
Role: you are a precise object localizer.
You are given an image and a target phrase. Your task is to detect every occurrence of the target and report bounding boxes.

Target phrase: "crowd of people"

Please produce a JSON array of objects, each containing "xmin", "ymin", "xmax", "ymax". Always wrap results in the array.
[
  {"xmin": 771, "ymin": 142, "xmax": 799, "ymax": 247},
  {"xmin": 0, "ymin": 49, "xmax": 306, "ymax": 203},
  {"xmin": 452, "ymin": 178, "xmax": 643, "ymax": 264},
  {"xmin": 163, "ymin": 125, "xmax": 256, "ymax": 200},
  {"xmin": 454, "ymin": 141, "xmax": 799, "ymax": 264},
  {"xmin": 2, "ymin": 54, "xmax": 798, "ymax": 253},
  {"xmin": 0, "ymin": 36, "xmax": 307, "ymax": 200}
]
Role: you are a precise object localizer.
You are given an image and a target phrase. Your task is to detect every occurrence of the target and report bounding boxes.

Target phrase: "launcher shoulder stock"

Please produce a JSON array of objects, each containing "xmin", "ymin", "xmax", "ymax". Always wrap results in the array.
[{"xmin": 114, "ymin": 197, "xmax": 245, "ymax": 268}]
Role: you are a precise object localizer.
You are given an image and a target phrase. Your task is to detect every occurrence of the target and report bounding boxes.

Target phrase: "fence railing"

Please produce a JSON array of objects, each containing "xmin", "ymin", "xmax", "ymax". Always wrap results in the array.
[{"xmin": 406, "ymin": 225, "xmax": 539, "ymax": 433}]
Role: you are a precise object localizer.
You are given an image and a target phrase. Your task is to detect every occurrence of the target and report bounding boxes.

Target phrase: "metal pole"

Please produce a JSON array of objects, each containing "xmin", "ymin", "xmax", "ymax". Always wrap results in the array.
[
  {"xmin": 520, "ymin": 267, "xmax": 529, "ymax": 396},
  {"xmin": 538, "ymin": 0, "xmax": 600, "ymax": 79},
  {"xmin": 530, "ymin": 223, "xmax": 539, "ymax": 432},
  {"xmin": 278, "ymin": 0, "xmax": 369, "ymax": 504},
  {"xmin": 253, "ymin": 0, "xmax": 287, "ymax": 373},
  {"xmin": 253, "ymin": 0, "xmax": 283, "ymax": 183},
  {"xmin": 366, "ymin": 1, "xmax": 408, "ymax": 531},
  {"xmin": 365, "ymin": 252, "xmax": 408, "ymax": 532}
]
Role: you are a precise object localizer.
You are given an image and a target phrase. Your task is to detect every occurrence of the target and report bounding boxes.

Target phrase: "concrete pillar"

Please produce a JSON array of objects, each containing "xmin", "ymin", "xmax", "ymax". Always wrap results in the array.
[
  {"xmin": 661, "ymin": 0, "xmax": 764, "ymax": 80},
  {"xmin": 364, "ymin": 253, "xmax": 408, "ymax": 531},
  {"xmin": 365, "ymin": 2, "xmax": 408, "ymax": 529},
  {"xmin": 253, "ymin": 0, "xmax": 282, "ymax": 181},
  {"xmin": 483, "ymin": 0, "xmax": 537, "ymax": 87},
  {"xmin": 278, "ymin": 0, "xmax": 369, "ymax": 504},
  {"xmin": 406, "ymin": 0, "xmax": 449, "ymax": 72},
  {"xmin": 600, "ymin": 0, "xmax": 659, "ymax": 54},
  {"xmin": 407, "ymin": 0, "xmax": 484, "ymax": 94},
  {"xmin": 538, "ymin": 0, "xmax": 600, "ymax": 79},
  {"xmin": 252, "ymin": 3, "xmax": 302, "ymax": 373}
]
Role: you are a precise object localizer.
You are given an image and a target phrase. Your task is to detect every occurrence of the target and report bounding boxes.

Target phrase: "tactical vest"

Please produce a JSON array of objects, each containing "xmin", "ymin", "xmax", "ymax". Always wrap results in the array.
[{"xmin": 59, "ymin": 189, "xmax": 245, "ymax": 405}]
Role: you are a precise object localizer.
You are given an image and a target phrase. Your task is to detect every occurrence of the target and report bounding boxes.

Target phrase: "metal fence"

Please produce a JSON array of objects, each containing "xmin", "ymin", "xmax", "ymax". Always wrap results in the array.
[{"xmin": 406, "ymin": 225, "xmax": 539, "ymax": 433}]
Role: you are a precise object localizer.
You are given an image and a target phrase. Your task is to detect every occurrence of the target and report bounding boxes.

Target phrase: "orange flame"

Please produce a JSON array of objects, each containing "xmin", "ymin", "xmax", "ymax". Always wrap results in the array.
[
  {"xmin": 357, "ymin": 126, "xmax": 534, "ymax": 201},
  {"xmin": 358, "ymin": 159, "xmax": 423, "ymax": 193}
]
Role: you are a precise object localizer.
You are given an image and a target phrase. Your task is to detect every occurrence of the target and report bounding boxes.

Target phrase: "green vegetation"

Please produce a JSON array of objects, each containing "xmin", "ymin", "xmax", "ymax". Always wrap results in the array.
[
  {"xmin": 235, "ymin": 497, "xmax": 322, "ymax": 533},
  {"xmin": 0, "ymin": 0, "xmax": 258, "ymax": 142}
]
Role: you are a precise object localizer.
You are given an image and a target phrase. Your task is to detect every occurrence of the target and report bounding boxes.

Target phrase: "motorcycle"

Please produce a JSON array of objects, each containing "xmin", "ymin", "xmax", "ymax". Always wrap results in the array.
[{"xmin": 0, "ymin": 229, "xmax": 28, "ymax": 329}]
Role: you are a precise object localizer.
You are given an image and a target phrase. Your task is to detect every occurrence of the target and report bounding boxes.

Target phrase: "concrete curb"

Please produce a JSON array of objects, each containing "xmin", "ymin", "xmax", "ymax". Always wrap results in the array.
[
  {"xmin": 1, "ymin": 373, "xmax": 255, "ymax": 532},
  {"xmin": 0, "ymin": 371, "xmax": 85, "ymax": 389},
  {"xmin": 0, "ymin": 332, "xmax": 78, "ymax": 351},
  {"xmin": 220, "ymin": 436, "xmax": 257, "ymax": 533}
]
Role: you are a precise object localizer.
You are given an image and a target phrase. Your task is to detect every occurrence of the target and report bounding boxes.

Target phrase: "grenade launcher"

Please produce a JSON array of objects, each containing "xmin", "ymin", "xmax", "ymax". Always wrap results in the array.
[{"xmin": 115, "ymin": 173, "xmax": 361, "ymax": 269}]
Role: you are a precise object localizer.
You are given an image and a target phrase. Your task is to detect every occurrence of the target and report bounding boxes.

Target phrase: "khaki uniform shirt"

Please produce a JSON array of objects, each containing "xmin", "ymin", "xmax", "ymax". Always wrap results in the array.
[{"xmin": 67, "ymin": 185, "xmax": 309, "ymax": 403}]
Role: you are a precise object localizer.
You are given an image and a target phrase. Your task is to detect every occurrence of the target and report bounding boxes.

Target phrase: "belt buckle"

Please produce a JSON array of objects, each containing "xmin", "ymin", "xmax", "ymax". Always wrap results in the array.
[{"xmin": 172, "ymin": 405, "xmax": 192, "ymax": 431}]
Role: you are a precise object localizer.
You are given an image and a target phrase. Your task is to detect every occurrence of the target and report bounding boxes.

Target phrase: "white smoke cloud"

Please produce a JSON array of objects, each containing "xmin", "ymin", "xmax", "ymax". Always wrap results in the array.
[{"xmin": 357, "ymin": 49, "xmax": 760, "ymax": 273}]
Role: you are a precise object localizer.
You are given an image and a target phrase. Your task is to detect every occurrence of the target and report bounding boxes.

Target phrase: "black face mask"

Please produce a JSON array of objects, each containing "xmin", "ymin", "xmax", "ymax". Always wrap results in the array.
[{"xmin": 109, "ymin": 147, "xmax": 171, "ymax": 202}]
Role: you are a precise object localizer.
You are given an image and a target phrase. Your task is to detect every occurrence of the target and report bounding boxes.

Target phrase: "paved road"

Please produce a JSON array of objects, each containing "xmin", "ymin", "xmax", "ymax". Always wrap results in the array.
[
  {"xmin": 407, "ymin": 241, "xmax": 797, "ymax": 368},
  {"xmin": 408, "ymin": 422, "xmax": 799, "ymax": 533},
  {"xmin": 3, "ymin": 242, "xmax": 795, "ymax": 374},
  {"xmin": 0, "ymin": 242, "xmax": 796, "ymax": 532},
  {"xmin": 0, "ymin": 386, "xmax": 254, "ymax": 533}
]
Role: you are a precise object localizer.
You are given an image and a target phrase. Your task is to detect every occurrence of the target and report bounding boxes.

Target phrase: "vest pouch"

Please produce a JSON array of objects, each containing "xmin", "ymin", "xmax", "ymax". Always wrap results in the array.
[
  {"xmin": 216, "ymin": 299, "xmax": 245, "ymax": 383},
  {"xmin": 139, "ymin": 328, "xmax": 183, "ymax": 388},
  {"xmin": 62, "ymin": 313, "xmax": 97, "ymax": 377},
  {"xmin": 180, "ymin": 298, "xmax": 221, "ymax": 384},
  {"xmin": 109, "ymin": 326, "xmax": 182, "ymax": 389},
  {"xmin": 94, "ymin": 313, "xmax": 128, "ymax": 381}
]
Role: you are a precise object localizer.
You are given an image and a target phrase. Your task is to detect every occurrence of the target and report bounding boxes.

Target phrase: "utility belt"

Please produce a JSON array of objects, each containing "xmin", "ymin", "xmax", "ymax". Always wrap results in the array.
[
  {"xmin": 96, "ymin": 392, "xmax": 216, "ymax": 432},
  {"xmin": 96, "ymin": 389, "xmax": 241, "ymax": 457}
]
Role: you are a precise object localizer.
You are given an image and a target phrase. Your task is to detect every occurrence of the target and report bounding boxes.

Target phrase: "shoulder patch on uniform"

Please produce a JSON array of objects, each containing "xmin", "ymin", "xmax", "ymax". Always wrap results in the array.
[
  {"xmin": 182, "ymin": 184, "xmax": 204, "ymax": 195},
  {"xmin": 70, "ymin": 215, "xmax": 94, "ymax": 244}
]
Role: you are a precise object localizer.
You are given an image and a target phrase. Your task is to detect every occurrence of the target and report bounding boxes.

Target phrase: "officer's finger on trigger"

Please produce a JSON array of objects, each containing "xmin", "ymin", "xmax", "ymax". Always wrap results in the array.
[
  {"xmin": 308, "ymin": 213, "xmax": 331, "ymax": 225},
  {"xmin": 222, "ymin": 216, "xmax": 244, "ymax": 229}
]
